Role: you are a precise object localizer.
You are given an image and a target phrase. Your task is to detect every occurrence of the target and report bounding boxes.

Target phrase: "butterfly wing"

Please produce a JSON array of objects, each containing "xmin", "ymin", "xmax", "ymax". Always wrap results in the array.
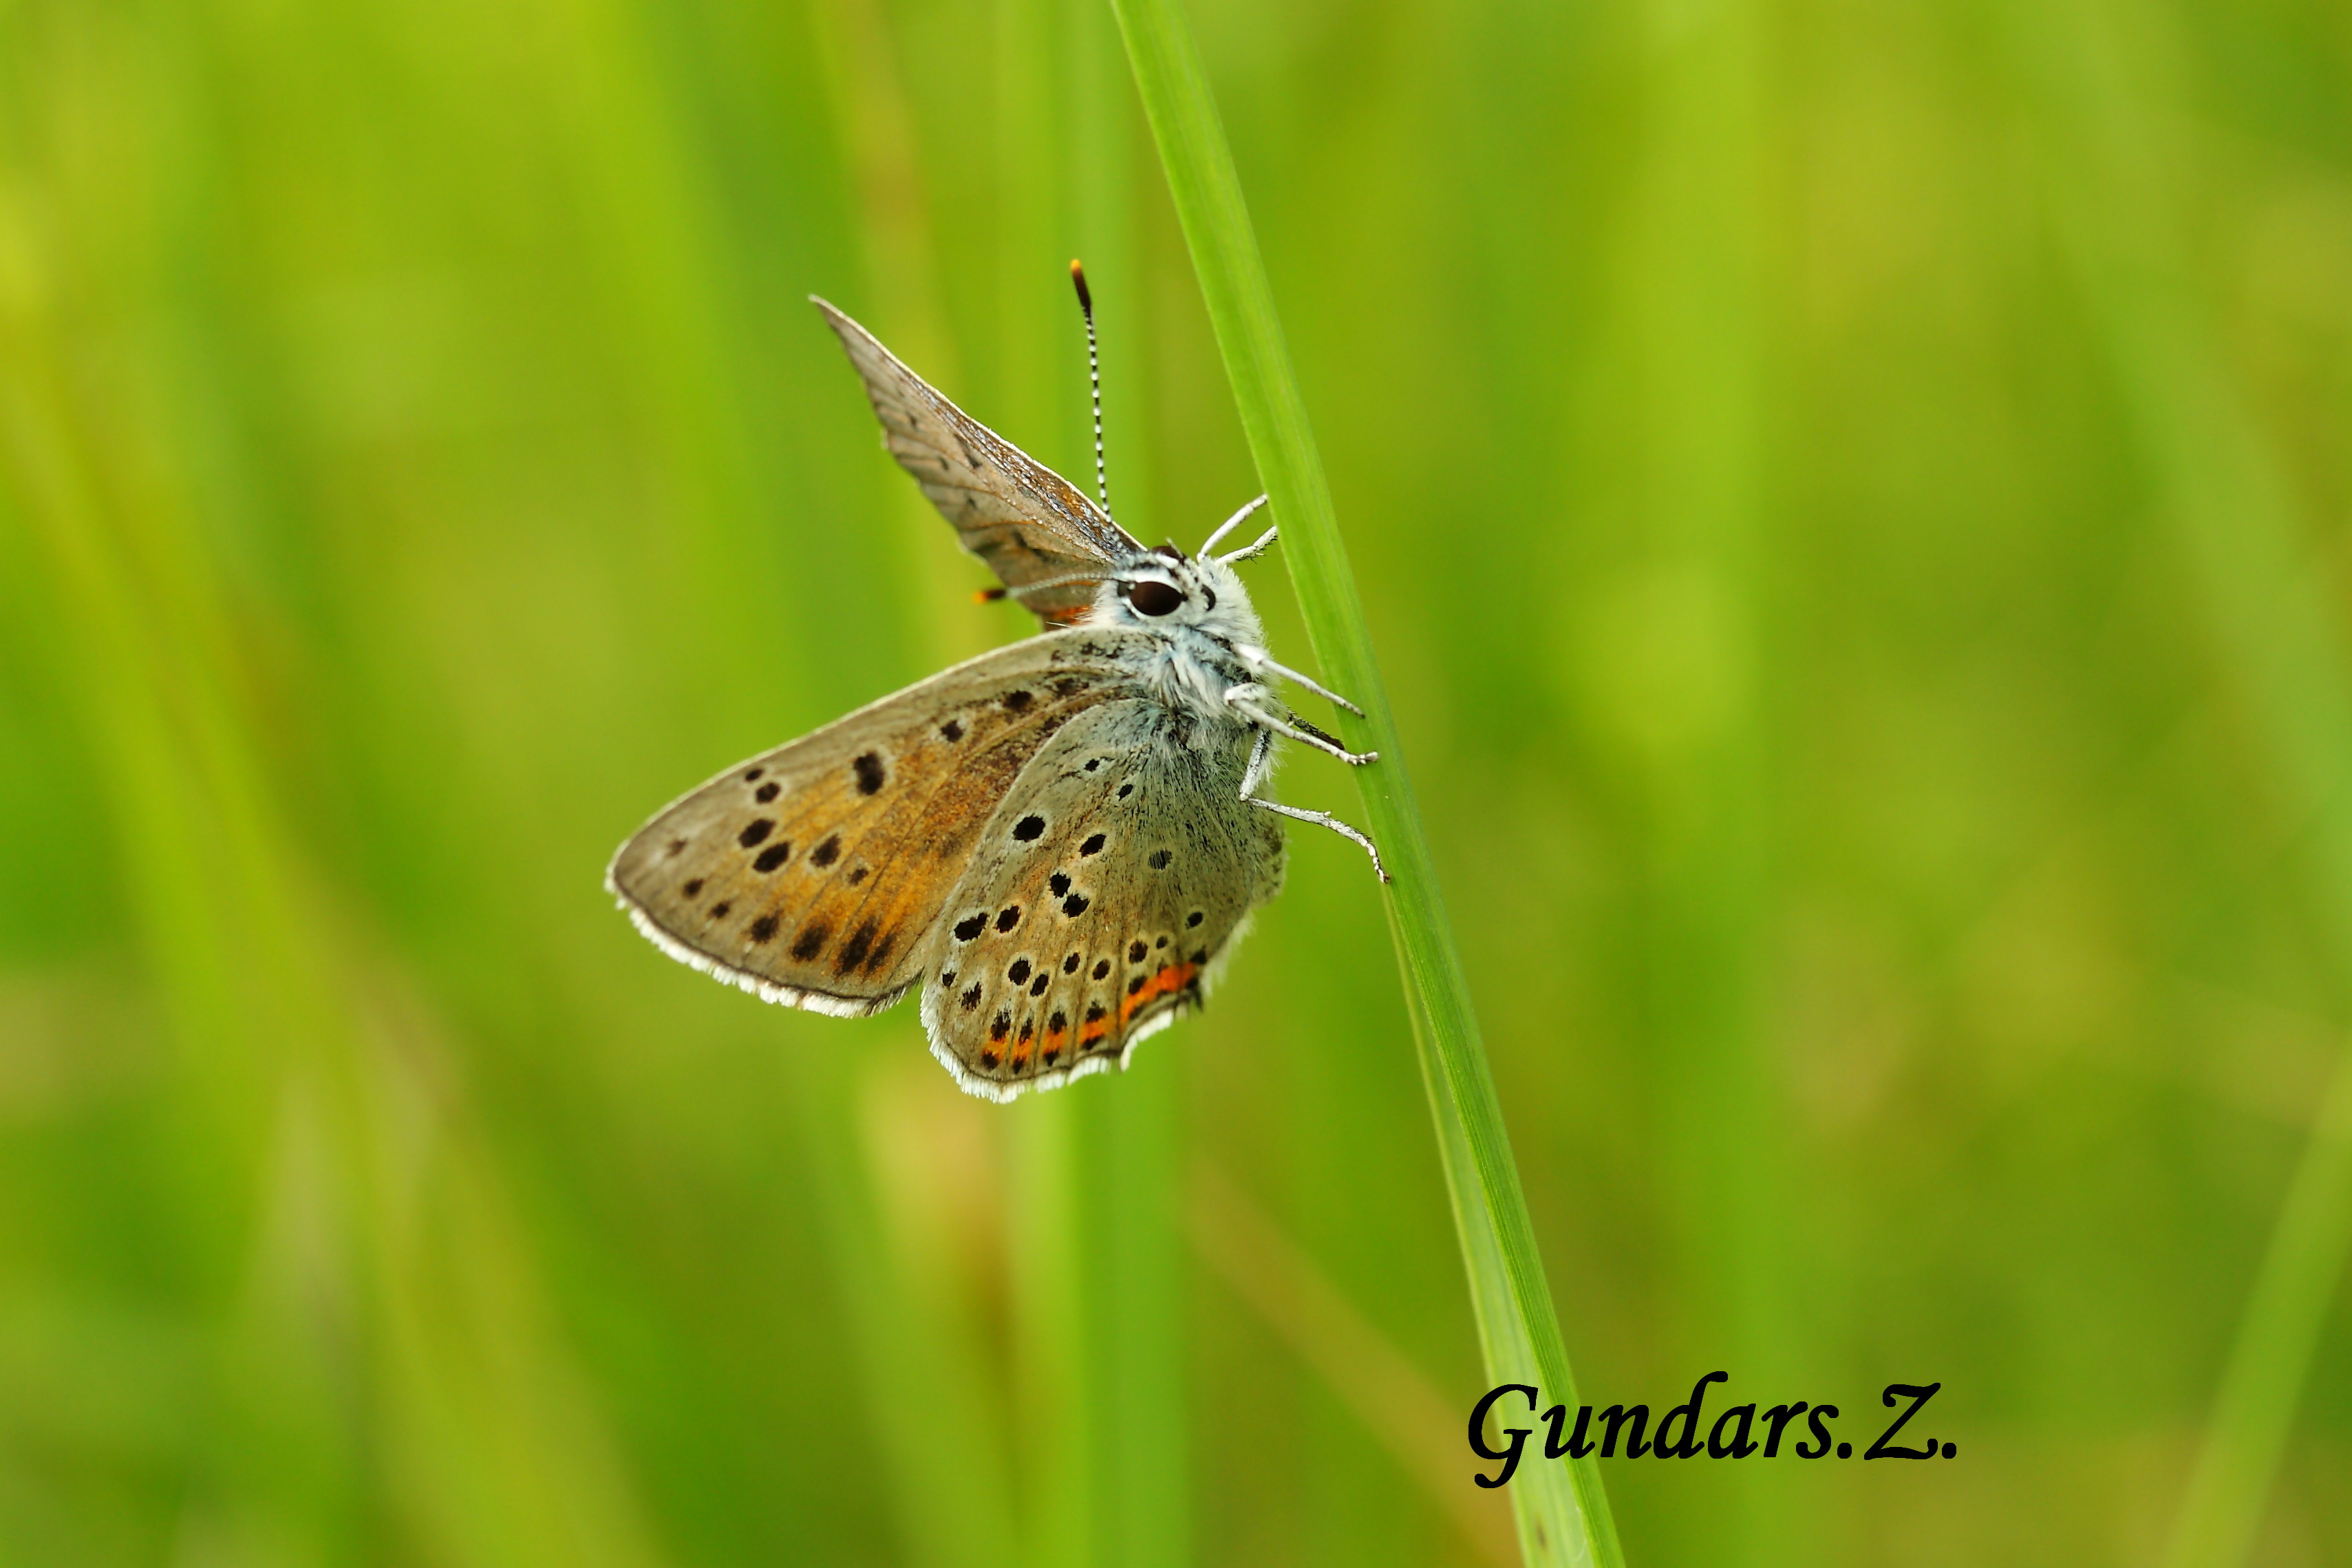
[
  {"xmin": 914, "ymin": 694, "xmax": 1287, "ymax": 1099},
  {"xmin": 606, "ymin": 636, "xmax": 1137, "ymax": 1014},
  {"xmin": 814, "ymin": 297, "xmax": 1144, "ymax": 627}
]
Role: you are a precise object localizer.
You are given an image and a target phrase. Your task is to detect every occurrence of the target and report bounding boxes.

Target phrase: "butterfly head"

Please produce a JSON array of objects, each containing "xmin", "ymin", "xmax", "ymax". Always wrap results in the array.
[{"xmin": 1095, "ymin": 546, "xmax": 1261, "ymax": 647}]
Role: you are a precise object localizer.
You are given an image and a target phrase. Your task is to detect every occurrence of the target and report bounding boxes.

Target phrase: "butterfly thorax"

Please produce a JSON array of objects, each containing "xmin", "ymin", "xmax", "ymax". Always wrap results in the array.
[{"xmin": 1084, "ymin": 548, "xmax": 1264, "ymax": 745}]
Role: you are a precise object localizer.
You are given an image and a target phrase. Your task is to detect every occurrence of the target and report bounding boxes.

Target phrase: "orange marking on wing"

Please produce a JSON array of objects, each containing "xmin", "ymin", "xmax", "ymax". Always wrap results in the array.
[
  {"xmin": 1118, "ymin": 962, "xmax": 1197, "ymax": 1025},
  {"xmin": 1080, "ymin": 1016, "xmax": 1110, "ymax": 1045}
]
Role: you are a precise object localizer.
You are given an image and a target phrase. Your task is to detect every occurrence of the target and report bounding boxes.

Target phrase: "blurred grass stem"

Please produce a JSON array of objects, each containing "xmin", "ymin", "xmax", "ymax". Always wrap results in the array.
[
  {"xmin": 1105, "ymin": 1, "xmax": 1623, "ymax": 1562},
  {"xmin": 2010, "ymin": 2, "xmax": 2352, "ymax": 1561},
  {"xmin": 2165, "ymin": 1053, "xmax": 2352, "ymax": 1568}
]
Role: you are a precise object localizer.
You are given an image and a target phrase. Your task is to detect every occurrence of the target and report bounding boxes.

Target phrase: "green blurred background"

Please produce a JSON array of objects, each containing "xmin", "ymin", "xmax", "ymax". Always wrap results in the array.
[{"xmin": 3, "ymin": 0, "xmax": 2349, "ymax": 1561}]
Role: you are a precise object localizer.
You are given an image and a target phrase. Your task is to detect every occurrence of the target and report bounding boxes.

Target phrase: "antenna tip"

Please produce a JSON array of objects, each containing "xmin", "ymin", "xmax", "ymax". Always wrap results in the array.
[{"xmin": 1069, "ymin": 259, "xmax": 1093, "ymax": 314}]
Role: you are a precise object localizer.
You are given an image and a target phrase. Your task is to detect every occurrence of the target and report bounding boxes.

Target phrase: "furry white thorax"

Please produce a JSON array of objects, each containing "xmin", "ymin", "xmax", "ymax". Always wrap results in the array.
[{"xmin": 1082, "ymin": 548, "xmax": 1265, "ymax": 743}]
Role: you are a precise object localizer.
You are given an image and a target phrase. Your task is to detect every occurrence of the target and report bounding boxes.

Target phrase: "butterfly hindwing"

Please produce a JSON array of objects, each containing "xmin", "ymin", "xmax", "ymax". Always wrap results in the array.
[
  {"xmin": 813, "ymin": 298, "xmax": 1144, "ymax": 627},
  {"xmin": 917, "ymin": 693, "xmax": 1286, "ymax": 1099},
  {"xmin": 607, "ymin": 636, "xmax": 1136, "ymax": 1013}
]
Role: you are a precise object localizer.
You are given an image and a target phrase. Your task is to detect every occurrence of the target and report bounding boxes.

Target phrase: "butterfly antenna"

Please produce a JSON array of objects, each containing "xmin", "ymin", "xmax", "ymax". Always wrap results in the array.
[{"xmin": 1071, "ymin": 259, "xmax": 1110, "ymax": 518}]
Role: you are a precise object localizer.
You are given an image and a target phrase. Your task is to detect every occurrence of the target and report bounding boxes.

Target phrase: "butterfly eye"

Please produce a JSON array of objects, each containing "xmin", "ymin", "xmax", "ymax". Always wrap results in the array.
[{"xmin": 1127, "ymin": 579, "xmax": 1185, "ymax": 617}]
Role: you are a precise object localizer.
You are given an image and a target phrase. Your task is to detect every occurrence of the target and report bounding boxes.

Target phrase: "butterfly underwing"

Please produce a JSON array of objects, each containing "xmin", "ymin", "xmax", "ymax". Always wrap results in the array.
[{"xmin": 608, "ymin": 290, "xmax": 1381, "ymax": 1100}]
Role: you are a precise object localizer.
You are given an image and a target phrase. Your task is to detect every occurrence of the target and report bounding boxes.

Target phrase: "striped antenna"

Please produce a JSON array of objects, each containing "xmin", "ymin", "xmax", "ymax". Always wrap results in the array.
[{"xmin": 1071, "ymin": 259, "xmax": 1110, "ymax": 517}]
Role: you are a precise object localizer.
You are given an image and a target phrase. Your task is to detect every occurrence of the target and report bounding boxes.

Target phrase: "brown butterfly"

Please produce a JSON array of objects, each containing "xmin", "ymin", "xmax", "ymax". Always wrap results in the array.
[{"xmin": 607, "ymin": 272, "xmax": 1382, "ymax": 1099}]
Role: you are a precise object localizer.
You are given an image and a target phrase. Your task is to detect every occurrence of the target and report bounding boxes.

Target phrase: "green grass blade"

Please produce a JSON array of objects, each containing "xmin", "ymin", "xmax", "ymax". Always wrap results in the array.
[{"xmin": 1103, "ymin": 2, "xmax": 1623, "ymax": 1562}]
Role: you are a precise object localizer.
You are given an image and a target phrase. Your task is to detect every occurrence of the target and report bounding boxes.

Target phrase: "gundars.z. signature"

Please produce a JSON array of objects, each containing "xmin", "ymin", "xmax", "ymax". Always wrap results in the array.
[{"xmin": 1467, "ymin": 1374, "xmax": 1955, "ymax": 1488}]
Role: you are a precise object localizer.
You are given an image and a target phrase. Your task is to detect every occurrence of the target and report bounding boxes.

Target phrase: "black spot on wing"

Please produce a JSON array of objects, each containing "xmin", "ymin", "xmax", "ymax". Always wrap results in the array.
[
  {"xmin": 1013, "ymin": 815, "xmax": 1046, "ymax": 842},
  {"xmin": 941, "ymin": 720, "xmax": 964, "ymax": 742},
  {"xmin": 1080, "ymin": 834, "xmax": 1106, "ymax": 857},
  {"xmin": 836, "ymin": 922, "xmax": 877, "ymax": 973},
  {"xmin": 853, "ymin": 753, "xmax": 886, "ymax": 795},
  {"xmin": 954, "ymin": 913, "xmax": 986, "ymax": 942},
  {"xmin": 791, "ymin": 924, "xmax": 828, "ymax": 960},
  {"xmin": 749, "ymin": 914, "xmax": 779, "ymax": 943},
  {"xmin": 1148, "ymin": 848, "xmax": 1171, "ymax": 870},
  {"xmin": 753, "ymin": 843, "xmax": 791, "ymax": 873},
  {"xmin": 996, "ymin": 905, "xmax": 1022, "ymax": 932},
  {"xmin": 811, "ymin": 835, "xmax": 841, "ymax": 868},
  {"xmin": 738, "ymin": 819, "xmax": 774, "ymax": 848},
  {"xmin": 754, "ymin": 781, "xmax": 781, "ymax": 803}
]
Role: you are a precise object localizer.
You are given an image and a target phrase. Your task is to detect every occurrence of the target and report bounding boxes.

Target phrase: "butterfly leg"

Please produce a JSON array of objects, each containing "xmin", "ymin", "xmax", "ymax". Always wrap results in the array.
[
  {"xmin": 1239, "ymin": 725, "xmax": 1277, "ymax": 797},
  {"xmin": 1200, "ymin": 493, "xmax": 1270, "ymax": 556},
  {"xmin": 1224, "ymin": 686, "xmax": 1378, "ymax": 766},
  {"xmin": 1217, "ymin": 526, "xmax": 1279, "ymax": 565},
  {"xmin": 1234, "ymin": 645, "xmax": 1364, "ymax": 715},
  {"xmin": 1237, "ymin": 727, "xmax": 1391, "ymax": 881}
]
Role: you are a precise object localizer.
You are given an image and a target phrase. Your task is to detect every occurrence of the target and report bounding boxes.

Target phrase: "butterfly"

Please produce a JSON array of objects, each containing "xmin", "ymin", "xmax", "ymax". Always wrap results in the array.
[{"xmin": 606, "ymin": 268, "xmax": 1385, "ymax": 1101}]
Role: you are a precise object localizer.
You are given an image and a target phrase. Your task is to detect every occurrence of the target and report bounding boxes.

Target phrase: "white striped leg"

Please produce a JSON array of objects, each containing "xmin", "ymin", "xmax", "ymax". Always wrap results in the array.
[
  {"xmin": 1224, "ymin": 688, "xmax": 1378, "ymax": 766},
  {"xmin": 1235, "ymin": 644, "xmax": 1364, "ymax": 715},
  {"xmin": 1241, "ymin": 726, "xmax": 1277, "ymax": 798},
  {"xmin": 1217, "ymin": 525, "xmax": 1279, "ymax": 564},
  {"xmin": 1237, "ymin": 725, "xmax": 1390, "ymax": 881},
  {"xmin": 1200, "ymin": 494, "xmax": 1270, "ymax": 557},
  {"xmin": 1247, "ymin": 797, "xmax": 1390, "ymax": 883}
]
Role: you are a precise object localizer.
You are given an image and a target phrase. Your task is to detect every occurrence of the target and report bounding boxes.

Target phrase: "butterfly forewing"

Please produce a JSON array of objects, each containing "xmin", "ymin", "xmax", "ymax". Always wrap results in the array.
[
  {"xmin": 814, "ymin": 298, "xmax": 1143, "ymax": 627},
  {"xmin": 608, "ymin": 638, "xmax": 1136, "ymax": 1014},
  {"xmin": 918, "ymin": 694, "xmax": 1286, "ymax": 1099}
]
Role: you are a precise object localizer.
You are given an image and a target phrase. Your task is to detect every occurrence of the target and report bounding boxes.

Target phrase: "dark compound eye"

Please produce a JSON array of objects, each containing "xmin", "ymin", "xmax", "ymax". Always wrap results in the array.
[{"xmin": 1126, "ymin": 579, "xmax": 1184, "ymax": 617}]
